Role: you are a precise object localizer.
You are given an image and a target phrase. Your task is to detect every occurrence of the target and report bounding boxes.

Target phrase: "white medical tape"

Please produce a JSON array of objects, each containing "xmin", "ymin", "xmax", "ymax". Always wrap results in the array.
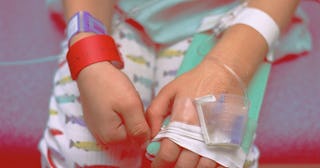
[
  {"xmin": 152, "ymin": 122, "xmax": 246, "ymax": 168},
  {"xmin": 229, "ymin": 7, "xmax": 280, "ymax": 49},
  {"xmin": 197, "ymin": 2, "xmax": 279, "ymax": 59}
]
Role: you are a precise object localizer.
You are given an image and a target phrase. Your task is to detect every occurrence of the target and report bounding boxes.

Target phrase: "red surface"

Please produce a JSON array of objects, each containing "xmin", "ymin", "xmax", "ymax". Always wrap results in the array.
[
  {"xmin": 0, "ymin": 0, "xmax": 319, "ymax": 167},
  {"xmin": 0, "ymin": 146, "xmax": 40, "ymax": 168}
]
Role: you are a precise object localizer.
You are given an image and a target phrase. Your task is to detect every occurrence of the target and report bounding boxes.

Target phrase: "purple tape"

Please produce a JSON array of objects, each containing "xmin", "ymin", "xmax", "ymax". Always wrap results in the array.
[{"xmin": 82, "ymin": 11, "xmax": 107, "ymax": 35}]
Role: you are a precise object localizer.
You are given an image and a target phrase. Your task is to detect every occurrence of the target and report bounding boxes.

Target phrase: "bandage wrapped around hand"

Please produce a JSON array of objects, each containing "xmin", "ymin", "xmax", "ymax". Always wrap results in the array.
[{"xmin": 148, "ymin": 94, "xmax": 249, "ymax": 168}]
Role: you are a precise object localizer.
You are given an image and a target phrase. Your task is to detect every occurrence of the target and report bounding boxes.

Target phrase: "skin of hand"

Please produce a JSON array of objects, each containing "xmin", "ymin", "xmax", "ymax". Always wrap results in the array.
[
  {"xmin": 76, "ymin": 60, "xmax": 151, "ymax": 148},
  {"xmin": 64, "ymin": 0, "xmax": 151, "ymax": 154},
  {"xmin": 147, "ymin": 57, "xmax": 235, "ymax": 168},
  {"xmin": 146, "ymin": 0, "xmax": 300, "ymax": 167}
]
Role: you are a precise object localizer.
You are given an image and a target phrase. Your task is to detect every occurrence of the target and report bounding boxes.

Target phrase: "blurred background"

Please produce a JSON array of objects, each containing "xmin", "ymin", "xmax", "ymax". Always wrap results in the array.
[{"xmin": 0, "ymin": 0, "xmax": 319, "ymax": 167}]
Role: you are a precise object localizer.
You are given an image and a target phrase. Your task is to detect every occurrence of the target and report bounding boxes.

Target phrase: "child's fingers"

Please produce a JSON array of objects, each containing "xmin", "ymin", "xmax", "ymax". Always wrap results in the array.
[
  {"xmin": 151, "ymin": 138, "xmax": 181, "ymax": 168},
  {"xmin": 175, "ymin": 149, "xmax": 200, "ymax": 168},
  {"xmin": 117, "ymin": 92, "xmax": 151, "ymax": 146},
  {"xmin": 197, "ymin": 157, "xmax": 221, "ymax": 168},
  {"xmin": 146, "ymin": 84, "xmax": 176, "ymax": 137},
  {"xmin": 86, "ymin": 108, "xmax": 128, "ymax": 144}
]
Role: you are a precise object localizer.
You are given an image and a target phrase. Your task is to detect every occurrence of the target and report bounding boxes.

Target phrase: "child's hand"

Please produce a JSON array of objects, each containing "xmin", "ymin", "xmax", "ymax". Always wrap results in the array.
[
  {"xmin": 146, "ymin": 58, "xmax": 240, "ymax": 168},
  {"xmin": 77, "ymin": 61, "xmax": 151, "ymax": 148}
]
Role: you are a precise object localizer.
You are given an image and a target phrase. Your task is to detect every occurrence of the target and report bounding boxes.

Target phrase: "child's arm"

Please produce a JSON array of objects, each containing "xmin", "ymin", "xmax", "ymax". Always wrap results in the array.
[
  {"xmin": 63, "ymin": 0, "xmax": 150, "ymax": 147},
  {"xmin": 205, "ymin": 0, "xmax": 301, "ymax": 86},
  {"xmin": 147, "ymin": 0, "xmax": 300, "ymax": 167},
  {"xmin": 64, "ymin": 0, "xmax": 115, "ymax": 44}
]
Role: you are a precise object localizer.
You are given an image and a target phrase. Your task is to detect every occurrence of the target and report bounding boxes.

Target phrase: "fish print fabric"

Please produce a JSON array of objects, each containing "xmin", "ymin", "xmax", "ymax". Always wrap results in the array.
[{"xmin": 38, "ymin": 20, "xmax": 190, "ymax": 168}]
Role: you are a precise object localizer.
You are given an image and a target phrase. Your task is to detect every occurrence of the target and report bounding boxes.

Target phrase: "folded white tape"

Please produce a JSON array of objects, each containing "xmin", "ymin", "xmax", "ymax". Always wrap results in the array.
[{"xmin": 153, "ymin": 122, "xmax": 246, "ymax": 168}]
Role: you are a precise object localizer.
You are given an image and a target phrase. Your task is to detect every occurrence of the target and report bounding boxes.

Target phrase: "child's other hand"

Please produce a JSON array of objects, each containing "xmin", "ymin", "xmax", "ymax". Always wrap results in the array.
[
  {"xmin": 146, "ymin": 59, "xmax": 238, "ymax": 168},
  {"xmin": 77, "ymin": 61, "xmax": 151, "ymax": 148}
]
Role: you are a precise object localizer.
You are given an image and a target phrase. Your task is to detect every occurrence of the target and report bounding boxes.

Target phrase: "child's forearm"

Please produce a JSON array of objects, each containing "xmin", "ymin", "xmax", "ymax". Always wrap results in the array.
[
  {"xmin": 63, "ymin": 0, "xmax": 115, "ymax": 45},
  {"xmin": 206, "ymin": 0, "xmax": 300, "ymax": 84}
]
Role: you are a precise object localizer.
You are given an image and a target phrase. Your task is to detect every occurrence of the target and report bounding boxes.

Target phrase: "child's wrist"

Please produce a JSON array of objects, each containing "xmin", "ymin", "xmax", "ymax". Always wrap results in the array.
[
  {"xmin": 69, "ymin": 32, "xmax": 97, "ymax": 46},
  {"xmin": 66, "ymin": 11, "xmax": 108, "ymax": 47},
  {"xmin": 206, "ymin": 23, "xmax": 268, "ymax": 84},
  {"xmin": 67, "ymin": 35, "xmax": 124, "ymax": 80}
]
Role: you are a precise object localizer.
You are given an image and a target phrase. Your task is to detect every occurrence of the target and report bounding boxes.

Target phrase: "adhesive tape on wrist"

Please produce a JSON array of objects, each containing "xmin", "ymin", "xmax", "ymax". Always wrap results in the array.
[{"xmin": 230, "ymin": 7, "xmax": 280, "ymax": 49}]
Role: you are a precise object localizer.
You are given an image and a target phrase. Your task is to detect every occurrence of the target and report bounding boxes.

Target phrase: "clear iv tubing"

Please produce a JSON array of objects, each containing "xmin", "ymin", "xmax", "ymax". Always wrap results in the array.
[
  {"xmin": 0, "ymin": 3, "xmax": 160, "ymax": 67},
  {"xmin": 1, "ymin": 0, "xmax": 318, "ymax": 66},
  {"xmin": 210, "ymin": 56, "xmax": 249, "ymax": 105},
  {"xmin": 199, "ymin": 0, "xmax": 319, "ymax": 104},
  {"xmin": 0, "ymin": 1, "xmax": 249, "ymax": 107},
  {"xmin": 0, "ymin": 1, "xmax": 157, "ymax": 67},
  {"xmin": 0, "ymin": 55, "xmax": 61, "ymax": 66},
  {"xmin": 195, "ymin": 2, "xmax": 250, "ymax": 104}
]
